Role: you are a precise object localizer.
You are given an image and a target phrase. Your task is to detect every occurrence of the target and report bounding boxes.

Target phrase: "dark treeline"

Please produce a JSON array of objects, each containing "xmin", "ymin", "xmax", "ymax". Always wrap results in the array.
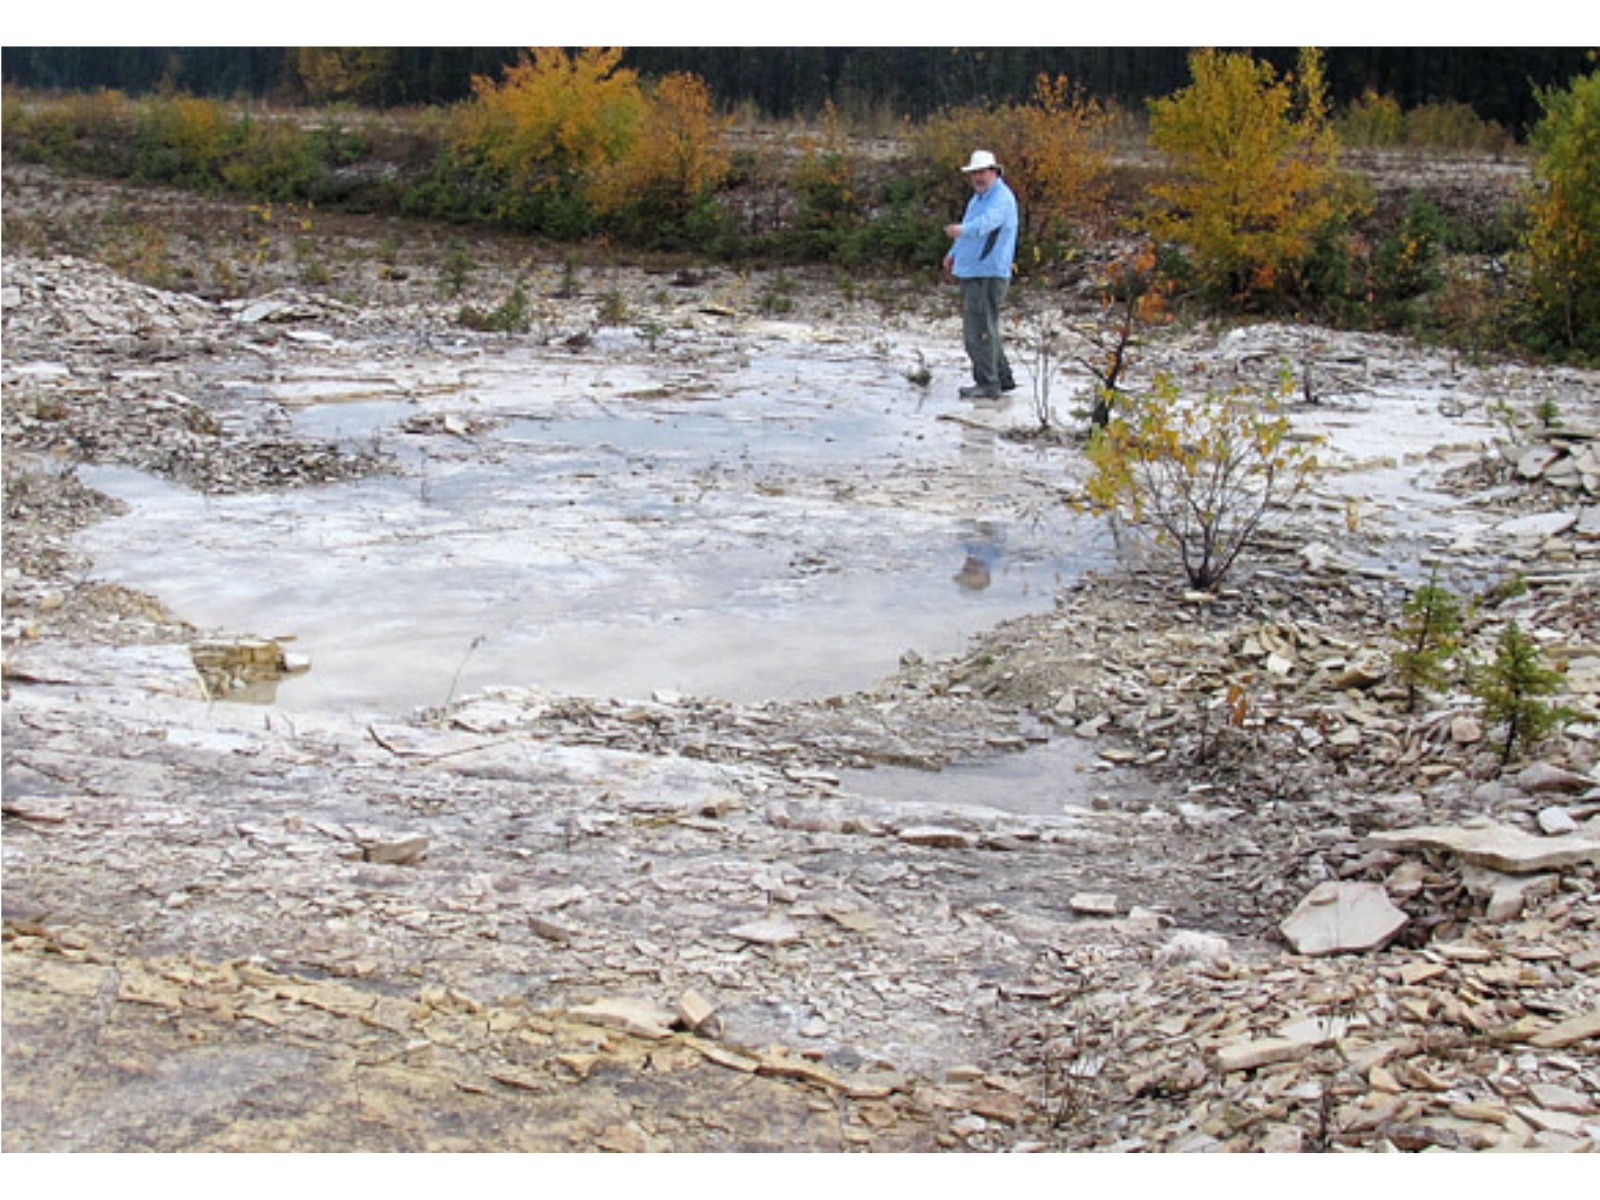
[
  {"xmin": 3, "ymin": 46, "xmax": 1593, "ymax": 134},
  {"xmin": 0, "ymin": 47, "xmax": 518, "ymax": 107}
]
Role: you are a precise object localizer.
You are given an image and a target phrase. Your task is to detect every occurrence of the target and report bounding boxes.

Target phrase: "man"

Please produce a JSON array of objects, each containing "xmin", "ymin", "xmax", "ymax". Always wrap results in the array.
[{"xmin": 944, "ymin": 149, "xmax": 1018, "ymax": 400}]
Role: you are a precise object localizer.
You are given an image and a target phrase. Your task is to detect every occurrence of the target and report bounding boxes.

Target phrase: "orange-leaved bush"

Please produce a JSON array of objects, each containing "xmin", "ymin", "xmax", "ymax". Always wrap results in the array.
[
  {"xmin": 909, "ymin": 72, "xmax": 1112, "ymax": 261},
  {"xmin": 459, "ymin": 49, "xmax": 726, "ymax": 238},
  {"xmin": 1009, "ymin": 73, "xmax": 1112, "ymax": 248},
  {"xmin": 1074, "ymin": 240, "xmax": 1174, "ymax": 429},
  {"xmin": 592, "ymin": 71, "xmax": 730, "ymax": 218}
]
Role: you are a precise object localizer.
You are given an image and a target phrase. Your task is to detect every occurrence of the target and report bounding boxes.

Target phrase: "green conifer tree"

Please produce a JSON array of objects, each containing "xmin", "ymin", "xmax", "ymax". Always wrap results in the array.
[
  {"xmin": 1471, "ymin": 620, "xmax": 1571, "ymax": 767},
  {"xmin": 1391, "ymin": 569, "xmax": 1463, "ymax": 713}
]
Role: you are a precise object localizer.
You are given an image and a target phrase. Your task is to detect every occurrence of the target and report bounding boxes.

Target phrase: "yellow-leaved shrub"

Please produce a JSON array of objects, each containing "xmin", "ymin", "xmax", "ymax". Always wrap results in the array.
[{"xmin": 1084, "ymin": 371, "xmax": 1322, "ymax": 590}]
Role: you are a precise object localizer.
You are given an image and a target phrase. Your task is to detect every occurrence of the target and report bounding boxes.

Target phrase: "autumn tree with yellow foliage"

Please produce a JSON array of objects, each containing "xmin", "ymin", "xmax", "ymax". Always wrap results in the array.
[
  {"xmin": 1522, "ymin": 67, "xmax": 1600, "ymax": 359},
  {"xmin": 292, "ymin": 49, "xmax": 397, "ymax": 107},
  {"xmin": 466, "ymin": 48, "xmax": 645, "ymax": 198},
  {"xmin": 1146, "ymin": 48, "xmax": 1348, "ymax": 303},
  {"xmin": 457, "ymin": 48, "xmax": 729, "ymax": 242}
]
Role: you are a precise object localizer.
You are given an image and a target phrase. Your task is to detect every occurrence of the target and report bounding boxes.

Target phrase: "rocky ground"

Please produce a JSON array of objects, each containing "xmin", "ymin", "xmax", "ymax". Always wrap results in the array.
[{"xmin": 2, "ymin": 162, "xmax": 1598, "ymax": 1153}]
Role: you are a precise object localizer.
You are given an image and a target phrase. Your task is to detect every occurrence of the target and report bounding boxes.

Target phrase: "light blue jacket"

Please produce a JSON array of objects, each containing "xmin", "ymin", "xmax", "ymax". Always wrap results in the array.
[{"xmin": 949, "ymin": 176, "xmax": 1018, "ymax": 279}]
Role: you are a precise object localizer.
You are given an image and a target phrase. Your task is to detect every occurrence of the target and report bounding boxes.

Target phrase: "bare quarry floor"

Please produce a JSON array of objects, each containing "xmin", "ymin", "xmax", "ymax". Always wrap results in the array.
[{"xmin": 3, "ymin": 167, "xmax": 1598, "ymax": 1154}]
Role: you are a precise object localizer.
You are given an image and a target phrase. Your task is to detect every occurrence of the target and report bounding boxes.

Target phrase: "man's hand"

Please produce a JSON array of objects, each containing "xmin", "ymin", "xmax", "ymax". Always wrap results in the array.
[{"xmin": 945, "ymin": 223, "xmax": 963, "ymax": 239}]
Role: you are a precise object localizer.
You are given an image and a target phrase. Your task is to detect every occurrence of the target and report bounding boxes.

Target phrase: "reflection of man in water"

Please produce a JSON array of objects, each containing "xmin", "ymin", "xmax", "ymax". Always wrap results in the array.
[
  {"xmin": 952, "ymin": 520, "xmax": 1004, "ymax": 592},
  {"xmin": 953, "ymin": 553, "xmax": 991, "ymax": 591}
]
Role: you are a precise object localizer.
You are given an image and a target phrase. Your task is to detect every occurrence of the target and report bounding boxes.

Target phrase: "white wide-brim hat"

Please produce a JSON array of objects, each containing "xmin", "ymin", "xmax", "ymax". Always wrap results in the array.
[{"xmin": 961, "ymin": 149, "xmax": 1001, "ymax": 173}]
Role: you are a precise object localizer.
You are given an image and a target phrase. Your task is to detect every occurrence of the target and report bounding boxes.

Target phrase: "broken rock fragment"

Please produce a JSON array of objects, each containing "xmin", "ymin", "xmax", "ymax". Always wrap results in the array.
[
  {"xmin": 566, "ymin": 996, "xmax": 678, "ymax": 1040},
  {"xmin": 727, "ymin": 915, "xmax": 803, "ymax": 947},
  {"xmin": 896, "ymin": 826, "xmax": 979, "ymax": 849},
  {"xmin": 364, "ymin": 836, "xmax": 428, "ymax": 865},
  {"xmin": 1516, "ymin": 762, "xmax": 1597, "ymax": 795},
  {"xmin": 340, "ymin": 828, "xmax": 430, "ymax": 865},
  {"xmin": 1527, "ymin": 1009, "xmax": 1600, "ymax": 1050},
  {"xmin": 1495, "ymin": 511, "xmax": 1579, "ymax": 540},
  {"xmin": 675, "ymin": 988, "xmax": 719, "ymax": 1033},
  {"xmin": 1279, "ymin": 881, "xmax": 1408, "ymax": 956},
  {"xmin": 1069, "ymin": 892, "xmax": 1120, "ymax": 917},
  {"xmin": 1215, "ymin": 1036, "xmax": 1315, "ymax": 1074},
  {"xmin": 1538, "ymin": 806, "xmax": 1579, "ymax": 836}
]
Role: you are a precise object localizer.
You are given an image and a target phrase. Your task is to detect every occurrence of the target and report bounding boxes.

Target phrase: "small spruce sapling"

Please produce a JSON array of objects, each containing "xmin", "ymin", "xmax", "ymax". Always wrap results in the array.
[
  {"xmin": 1391, "ymin": 569, "xmax": 1463, "ymax": 713},
  {"xmin": 1470, "ymin": 620, "xmax": 1572, "ymax": 767}
]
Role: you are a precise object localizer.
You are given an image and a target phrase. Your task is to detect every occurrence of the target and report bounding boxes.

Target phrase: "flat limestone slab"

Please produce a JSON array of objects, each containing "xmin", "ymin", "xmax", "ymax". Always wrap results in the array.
[
  {"xmin": 1366, "ymin": 823, "xmax": 1600, "ymax": 874},
  {"xmin": 1280, "ymin": 882, "xmax": 1408, "ymax": 956}
]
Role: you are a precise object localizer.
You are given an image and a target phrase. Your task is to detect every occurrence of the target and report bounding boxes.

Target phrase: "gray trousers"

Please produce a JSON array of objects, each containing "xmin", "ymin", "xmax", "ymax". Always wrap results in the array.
[{"xmin": 960, "ymin": 276, "xmax": 1013, "ymax": 390}]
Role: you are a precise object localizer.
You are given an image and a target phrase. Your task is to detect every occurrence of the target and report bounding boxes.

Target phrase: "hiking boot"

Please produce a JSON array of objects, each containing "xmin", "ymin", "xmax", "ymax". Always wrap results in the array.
[
  {"xmin": 1000, "ymin": 377, "xmax": 1018, "ymax": 393},
  {"xmin": 959, "ymin": 384, "xmax": 1001, "ymax": 399}
]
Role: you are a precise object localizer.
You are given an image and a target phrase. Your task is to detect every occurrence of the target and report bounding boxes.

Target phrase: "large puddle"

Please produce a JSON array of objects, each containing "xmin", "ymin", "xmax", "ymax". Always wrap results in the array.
[
  {"xmin": 80, "ymin": 329, "xmax": 1102, "ymax": 719},
  {"xmin": 839, "ymin": 735, "xmax": 1151, "ymax": 817}
]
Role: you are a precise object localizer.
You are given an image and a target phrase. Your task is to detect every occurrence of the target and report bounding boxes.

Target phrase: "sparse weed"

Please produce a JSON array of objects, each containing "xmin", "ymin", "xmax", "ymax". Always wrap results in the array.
[
  {"xmin": 598, "ymin": 290, "xmax": 629, "ymax": 325},
  {"xmin": 458, "ymin": 283, "xmax": 532, "ymax": 333},
  {"xmin": 439, "ymin": 241, "xmax": 474, "ymax": 296},
  {"xmin": 757, "ymin": 273, "xmax": 797, "ymax": 314}
]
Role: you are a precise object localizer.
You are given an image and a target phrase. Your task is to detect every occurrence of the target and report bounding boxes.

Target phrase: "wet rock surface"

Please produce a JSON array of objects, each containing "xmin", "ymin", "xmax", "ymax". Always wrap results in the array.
[{"xmin": 3, "ymin": 165, "xmax": 1598, "ymax": 1151}]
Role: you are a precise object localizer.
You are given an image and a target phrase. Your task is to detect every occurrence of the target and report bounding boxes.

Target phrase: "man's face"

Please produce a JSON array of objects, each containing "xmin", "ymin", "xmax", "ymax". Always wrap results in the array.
[{"xmin": 969, "ymin": 167, "xmax": 998, "ymax": 193}]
